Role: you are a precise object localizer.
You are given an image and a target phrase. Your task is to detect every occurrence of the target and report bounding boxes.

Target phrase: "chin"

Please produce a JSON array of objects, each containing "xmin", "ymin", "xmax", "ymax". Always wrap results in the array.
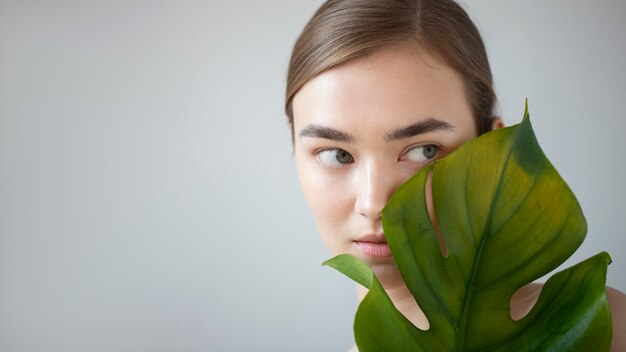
[{"xmin": 369, "ymin": 260, "xmax": 406, "ymax": 290}]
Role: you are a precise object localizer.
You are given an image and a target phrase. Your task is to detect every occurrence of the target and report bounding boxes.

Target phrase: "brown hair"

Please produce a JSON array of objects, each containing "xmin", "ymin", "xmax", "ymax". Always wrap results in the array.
[{"xmin": 285, "ymin": 0, "xmax": 497, "ymax": 138}]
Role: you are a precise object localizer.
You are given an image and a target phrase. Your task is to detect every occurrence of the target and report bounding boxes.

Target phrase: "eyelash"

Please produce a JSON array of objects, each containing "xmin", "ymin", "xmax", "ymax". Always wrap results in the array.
[
  {"xmin": 314, "ymin": 143, "xmax": 441, "ymax": 169},
  {"xmin": 315, "ymin": 148, "xmax": 354, "ymax": 168},
  {"xmin": 400, "ymin": 143, "xmax": 441, "ymax": 163}
]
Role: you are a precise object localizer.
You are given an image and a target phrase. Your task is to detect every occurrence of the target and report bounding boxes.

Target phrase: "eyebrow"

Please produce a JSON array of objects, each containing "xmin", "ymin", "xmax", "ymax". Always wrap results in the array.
[
  {"xmin": 385, "ymin": 118, "xmax": 453, "ymax": 141},
  {"xmin": 298, "ymin": 118, "xmax": 454, "ymax": 143},
  {"xmin": 299, "ymin": 124, "xmax": 355, "ymax": 143}
]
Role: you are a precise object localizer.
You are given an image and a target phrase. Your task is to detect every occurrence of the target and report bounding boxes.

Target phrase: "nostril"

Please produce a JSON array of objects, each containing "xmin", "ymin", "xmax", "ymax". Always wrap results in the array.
[
  {"xmin": 426, "ymin": 169, "xmax": 448, "ymax": 258},
  {"xmin": 355, "ymin": 186, "xmax": 387, "ymax": 220}
]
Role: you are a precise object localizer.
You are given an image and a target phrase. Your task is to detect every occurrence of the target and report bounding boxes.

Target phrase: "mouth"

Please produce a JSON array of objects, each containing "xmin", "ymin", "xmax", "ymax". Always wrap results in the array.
[{"xmin": 354, "ymin": 234, "xmax": 392, "ymax": 258}]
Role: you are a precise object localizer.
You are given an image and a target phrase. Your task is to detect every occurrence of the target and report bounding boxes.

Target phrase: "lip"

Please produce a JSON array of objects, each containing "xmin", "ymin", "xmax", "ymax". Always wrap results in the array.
[{"xmin": 354, "ymin": 233, "xmax": 392, "ymax": 258}]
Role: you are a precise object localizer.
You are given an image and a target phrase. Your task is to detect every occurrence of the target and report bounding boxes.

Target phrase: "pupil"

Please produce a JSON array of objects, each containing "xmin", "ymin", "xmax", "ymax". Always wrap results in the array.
[
  {"xmin": 424, "ymin": 145, "xmax": 437, "ymax": 158},
  {"xmin": 336, "ymin": 150, "xmax": 351, "ymax": 163}
]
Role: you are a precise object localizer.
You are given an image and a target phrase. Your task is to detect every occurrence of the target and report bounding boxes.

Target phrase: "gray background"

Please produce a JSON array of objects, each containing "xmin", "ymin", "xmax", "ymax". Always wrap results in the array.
[{"xmin": 1, "ymin": 1, "xmax": 624, "ymax": 351}]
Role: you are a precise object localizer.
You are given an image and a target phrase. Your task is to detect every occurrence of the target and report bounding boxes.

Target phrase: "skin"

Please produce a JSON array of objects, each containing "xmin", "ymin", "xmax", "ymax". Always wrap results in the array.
[{"xmin": 292, "ymin": 45, "xmax": 625, "ymax": 350}]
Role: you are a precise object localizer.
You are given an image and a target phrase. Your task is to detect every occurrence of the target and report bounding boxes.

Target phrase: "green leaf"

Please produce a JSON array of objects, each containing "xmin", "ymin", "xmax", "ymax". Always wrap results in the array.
[{"xmin": 325, "ymin": 104, "xmax": 613, "ymax": 351}]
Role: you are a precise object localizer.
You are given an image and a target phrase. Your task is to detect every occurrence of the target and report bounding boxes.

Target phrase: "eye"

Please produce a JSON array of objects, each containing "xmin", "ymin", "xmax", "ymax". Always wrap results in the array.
[
  {"xmin": 317, "ymin": 148, "xmax": 354, "ymax": 167},
  {"xmin": 403, "ymin": 144, "xmax": 440, "ymax": 163}
]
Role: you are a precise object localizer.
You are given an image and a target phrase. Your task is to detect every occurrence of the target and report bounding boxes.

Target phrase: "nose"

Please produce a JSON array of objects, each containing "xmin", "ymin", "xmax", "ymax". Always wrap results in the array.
[{"xmin": 354, "ymin": 160, "xmax": 404, "ymax": 221}]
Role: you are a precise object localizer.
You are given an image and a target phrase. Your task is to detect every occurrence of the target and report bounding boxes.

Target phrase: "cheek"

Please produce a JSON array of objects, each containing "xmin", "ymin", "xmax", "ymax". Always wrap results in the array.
[{"xmin": 296, "ymin": 159, "xmax": 354, "ymax": 247}]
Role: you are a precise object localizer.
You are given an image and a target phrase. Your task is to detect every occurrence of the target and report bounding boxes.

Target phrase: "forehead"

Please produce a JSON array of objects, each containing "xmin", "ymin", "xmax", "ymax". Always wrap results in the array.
[{"xmin": 292, "ymin": 46, "xmax": 474, "ymax": 138}]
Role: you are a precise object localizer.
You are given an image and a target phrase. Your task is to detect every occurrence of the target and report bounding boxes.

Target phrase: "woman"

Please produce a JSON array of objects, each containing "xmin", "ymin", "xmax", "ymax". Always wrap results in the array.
[{"xmin": 285, "ymin": 0, "xmax": 625, "ymax": 350}]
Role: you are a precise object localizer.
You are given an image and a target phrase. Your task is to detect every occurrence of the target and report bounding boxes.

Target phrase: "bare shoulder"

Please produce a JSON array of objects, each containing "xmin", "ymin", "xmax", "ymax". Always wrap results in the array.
[
  {"xmin": 606, "ymin": 286, "xmax": 626, "ymax": 352},
  {"xmin": 512, "ymin": 283, "xmax": 625, "ymax": 350}
]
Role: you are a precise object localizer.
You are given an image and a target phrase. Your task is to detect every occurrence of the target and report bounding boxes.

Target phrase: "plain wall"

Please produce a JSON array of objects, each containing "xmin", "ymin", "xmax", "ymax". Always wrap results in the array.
[{"xmin": 1, "ymin": 1, "xmax": 624, "ymax": 351}]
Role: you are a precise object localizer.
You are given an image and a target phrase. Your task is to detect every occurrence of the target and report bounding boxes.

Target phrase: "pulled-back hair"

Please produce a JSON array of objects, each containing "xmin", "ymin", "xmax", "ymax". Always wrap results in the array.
[{"xmin": 285, "ymin": 0, "xmax": 497, "ymax": 138}]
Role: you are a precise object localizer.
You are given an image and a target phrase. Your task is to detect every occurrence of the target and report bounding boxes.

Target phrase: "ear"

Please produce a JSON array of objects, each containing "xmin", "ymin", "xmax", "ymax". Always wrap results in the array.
[{"xmin": 491, "ymin": 117, "xmax": 505, "ymax": 130}]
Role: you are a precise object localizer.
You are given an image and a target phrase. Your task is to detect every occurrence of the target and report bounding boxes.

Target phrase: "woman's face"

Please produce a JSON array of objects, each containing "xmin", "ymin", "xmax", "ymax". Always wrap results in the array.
[{"xmin": 292, "ymin": 45, "xmax": 478, "ymax": 284}]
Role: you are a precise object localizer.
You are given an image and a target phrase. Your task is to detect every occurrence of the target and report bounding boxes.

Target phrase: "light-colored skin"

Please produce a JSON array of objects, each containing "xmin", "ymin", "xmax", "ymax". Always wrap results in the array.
[{"xmin": 292, "ymin": 45, "xmax": 625, "ymax": 350}]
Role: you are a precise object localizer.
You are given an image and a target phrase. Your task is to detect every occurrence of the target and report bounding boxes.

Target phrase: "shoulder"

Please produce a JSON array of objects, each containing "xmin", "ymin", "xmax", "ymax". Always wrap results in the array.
[
  {"xmin": 513, "ymin": 284, "xmax": 625, "ymax": 350},
  {"xmin": 606, "ymin": 286, "xmax": 626, "ymax": 351}
]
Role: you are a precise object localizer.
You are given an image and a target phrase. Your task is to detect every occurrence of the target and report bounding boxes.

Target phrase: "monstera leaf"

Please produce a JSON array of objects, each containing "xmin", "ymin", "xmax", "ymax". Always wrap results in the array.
[{"xmin": 324, "ymin": 105, "xmax": 612, "ymax": 351}]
